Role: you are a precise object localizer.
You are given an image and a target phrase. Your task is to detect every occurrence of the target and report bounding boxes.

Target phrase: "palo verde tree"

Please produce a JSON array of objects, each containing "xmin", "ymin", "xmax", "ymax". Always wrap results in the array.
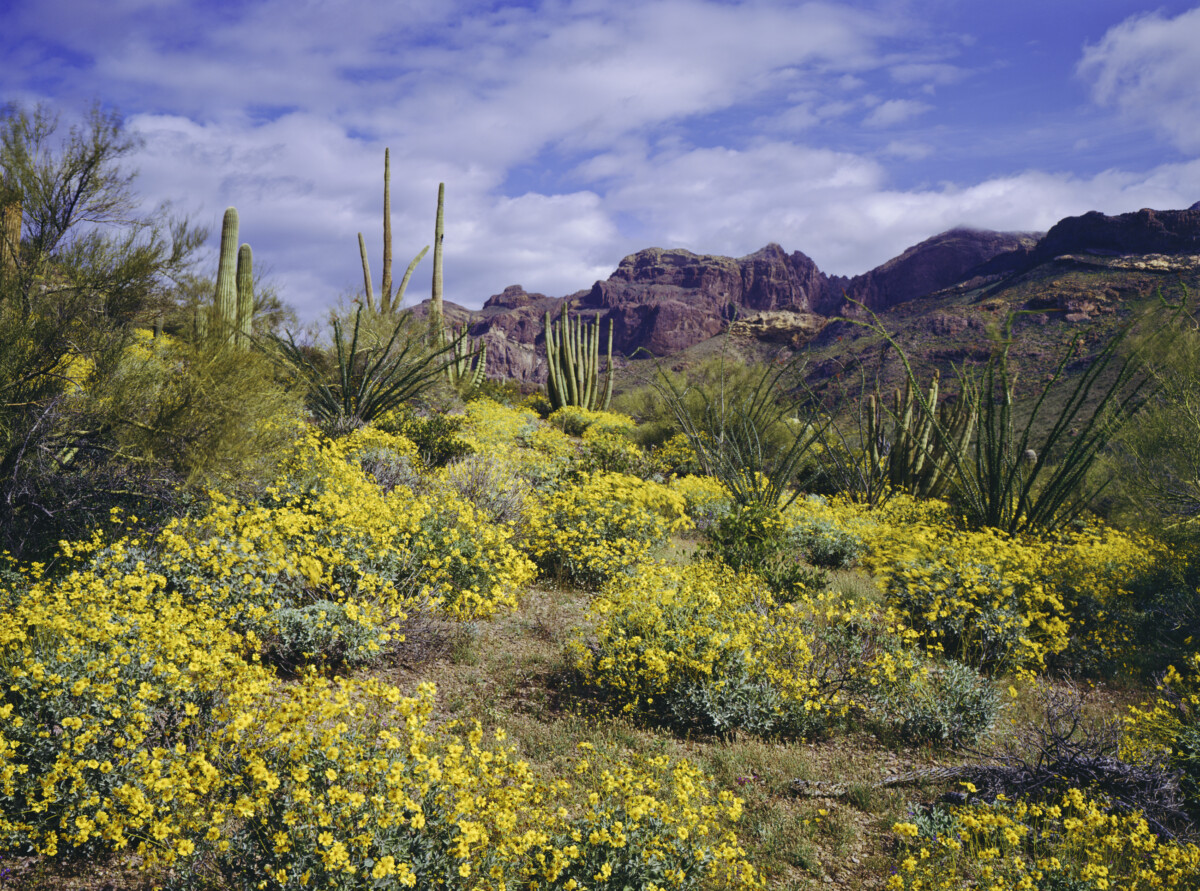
[{"xmin": 0, "ymin": 101, "xmax": 292, "ymax": 559}]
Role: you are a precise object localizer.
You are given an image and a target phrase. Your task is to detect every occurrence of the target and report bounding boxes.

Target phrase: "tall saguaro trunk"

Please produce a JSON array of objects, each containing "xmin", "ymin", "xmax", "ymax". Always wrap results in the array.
[
  {"xmin": 213, "ymin": 207, "xmax": 240, "ymax": 340},
  {"xmin": 381, "ymin": 147, "xmax": 393, "ymax": 310},
  {"xmin": 429, "ymin": 182, "xmax": 445, "ymax": 345}
]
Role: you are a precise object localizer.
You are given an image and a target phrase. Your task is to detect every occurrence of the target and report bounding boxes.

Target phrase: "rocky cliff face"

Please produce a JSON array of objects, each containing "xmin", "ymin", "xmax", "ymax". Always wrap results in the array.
[
  {"xmin": 1033, "ymin": 207, "xmax": 1200, "ymax": 260},
  {"xmin": 826, "ymin": 228, "xmax": 1040, "ymax": 314},
  {"xmin": 438, "ymin": 204, "xmax": 1200, "ymax": 383}
]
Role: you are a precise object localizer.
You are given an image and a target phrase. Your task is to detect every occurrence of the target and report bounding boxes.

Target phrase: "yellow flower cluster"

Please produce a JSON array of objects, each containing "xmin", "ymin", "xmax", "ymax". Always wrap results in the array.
[
  {"xmin": 1122, "ymin": 652, "xmax": 1200, "ymax": 791},
  {"xmin": 889, "ymin": 788, "xmax": 1200, "ymax": 890},
  {"xmin": 668, "ymin": 474, "xmax": 733, "ymax": 527},
  {"xmin": 572, "ymin": 559, "xmax": 915, "ymax": 731},
  {"xmin": 787, "ymin": 495, "xmax": 1161, "ymax": 675},
  {"xmin": 523, "ymin": 744, "xmax": 760, "ymax": 890},
  {"xmin": 525, "ymin": 472, "xmax": 691, "ymax": 588},
  {"xmin": 547, "ymin": 406, "xmax": 637, "ymax": 437}
]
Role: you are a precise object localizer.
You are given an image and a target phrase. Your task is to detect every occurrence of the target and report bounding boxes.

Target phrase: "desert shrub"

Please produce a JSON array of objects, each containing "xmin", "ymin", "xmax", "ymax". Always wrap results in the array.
[
  {"xmin": 574, "ymin": 424, "xmax": 651, "ymax": 477},
  {"xmin": 523, "ymin": 746, "xmax": 758, "ymax": 891},
  {"xmin": 670, "ymin": 473, "xmax": 734, "ymax": 529},
  {"xmin": 547, "ymin": 406, "xmax": 635, "ymax": 437},
  {"xmin": 375, "ymin": 407, "xmax": 473, "ymax": 469},
  {"xmin": 263, "ymin": 599, "xmax": 385, "ymax": 672},
  {"xmin": 572, "ymin": 560, "xmax": 916, "ymax": 739},
  {"xmin": 459, "ymin": 398, "xmax": 541, "ymax": 451},
  {"xmin": 0, "ymin": 535, "xmax": 271, "ymax": 862},
  {"xmin": 1123, "ymin": 651, "xmax": 1200, "ymax": 818},
  {"xmin": 701, "ymin": 502, "xmax": 830, "ymax": 599},
  {"xmin": 865, "ymin": 512, "xmax": 1165, "ymax": 676},
  {"xmin": 786, "ymin": 504, "xmax": 865, "ymax": 569},
  {"xmin": 650, "ymin": 431, "xmax": 702, "ymax": 476},
  {"xmin": 439, "ymin": 453, "xmax": 532, "ymax": 529},
  {"xmin": 872, "ymin": 657, "xmax": 1000, "ymax": 748},
  {"xmin": 890, "ymin": 787, "xmax": 1200, "ymax": 891},
  {"xmin": 525, "ymin": 472, "xmax": 690, "ymax": 588}
]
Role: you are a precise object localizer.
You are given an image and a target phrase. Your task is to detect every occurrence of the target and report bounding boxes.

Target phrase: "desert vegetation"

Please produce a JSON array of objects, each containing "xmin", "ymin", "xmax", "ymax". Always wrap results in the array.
[{"xmin": 6, "ymin": 102, "xmax": 1200, "ymax": 891}]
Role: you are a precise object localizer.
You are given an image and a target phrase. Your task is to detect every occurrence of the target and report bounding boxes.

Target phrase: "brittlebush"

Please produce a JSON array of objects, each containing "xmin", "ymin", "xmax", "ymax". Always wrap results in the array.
[{"xmin": 890, "ymin": 787, "xmax": 1200, "ymax": 890}]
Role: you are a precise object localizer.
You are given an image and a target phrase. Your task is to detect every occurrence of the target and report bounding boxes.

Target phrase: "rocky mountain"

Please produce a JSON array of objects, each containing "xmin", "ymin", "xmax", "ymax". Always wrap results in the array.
[{"xmin": 431, "ymin": 205, "xmax": 1200, "ymax": 384}]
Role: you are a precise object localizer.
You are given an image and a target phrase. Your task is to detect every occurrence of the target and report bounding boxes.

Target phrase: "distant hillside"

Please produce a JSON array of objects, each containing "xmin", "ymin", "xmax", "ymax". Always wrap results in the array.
[{"xmin": 414, "ymin": 204, "xmax": 1200, "ymax": 387}]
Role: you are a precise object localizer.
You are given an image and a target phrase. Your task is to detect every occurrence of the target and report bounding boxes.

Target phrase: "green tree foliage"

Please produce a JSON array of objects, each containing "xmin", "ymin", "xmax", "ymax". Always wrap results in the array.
[{"xmin": 0, "ymin": 102, "xmax": 299, "ymax": 559}]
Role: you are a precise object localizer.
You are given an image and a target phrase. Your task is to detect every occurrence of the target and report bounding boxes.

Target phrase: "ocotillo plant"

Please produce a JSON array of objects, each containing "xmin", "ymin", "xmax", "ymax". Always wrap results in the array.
[
  {"xmin": 543, "ymin": 302, "xmax": 614, "ymax": 411},
  {"xmin": 866, "ymin": 370, "xmax": 976, "ymax": 500},
  {"xmin": 357, "ymin": 148, "xmax": 428, "ymax": 314}
]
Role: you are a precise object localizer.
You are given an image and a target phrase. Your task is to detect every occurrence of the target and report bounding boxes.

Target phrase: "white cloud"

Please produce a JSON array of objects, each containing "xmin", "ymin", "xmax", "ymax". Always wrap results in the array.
[
  {"xmin": 1078, "ymin": 5, "xmax": 1200, "ymax": 152},
  {"xmin": 590, "ymin": 139, "xmax": 1200, "ymax": 276},
  {"xmin": 862, "ymin": 98, "xmax": 933, "ymax": 128}
]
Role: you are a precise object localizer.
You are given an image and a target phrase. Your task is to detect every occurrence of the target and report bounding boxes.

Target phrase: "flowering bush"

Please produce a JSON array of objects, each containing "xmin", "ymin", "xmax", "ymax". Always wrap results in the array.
[
  {"xmin": 668, "ymin": 474, "xmax": 733, "ymax": 529},
  {"xmin": 0, "ymin": 537, "xmax": 273, "ymax": 862},
  {"xmin": 525, "ymin": 472, "xmax": 690, "ymax": 588},
  {"xmin": 548, "ymin": 406, "xmax": 636, "ymax": 437},
  {"xmin": 572, "ymin": 560, "xmax": 919, "ymax": 739},
  {"xmin": 857, "ymin": 508, "xmax": 1160, "ymax": 675},
  {"xmin": 1122, "ymin": 651, "xmax": 1200, "ymax": 814},
  {"xmin": 889, "ymin": 787, "xmax": 1200, "ymax": 890},
  {"xmin": 523, "ymin": 744, "xmax": 759, "ymax": 890}
]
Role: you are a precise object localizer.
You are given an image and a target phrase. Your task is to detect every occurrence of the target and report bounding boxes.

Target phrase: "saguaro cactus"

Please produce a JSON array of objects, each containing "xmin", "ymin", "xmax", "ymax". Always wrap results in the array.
[
  {"xmin": 358, "ymin": 148, "xmax": 428, "ymax": 314},
  {"xmin": 209, "ymin": 206, "xmax": 254, "ymax": 347},
  {"xmin": 543, "ymin": 302, "xmax": 614, "ymax": 411},
  {"xmin": 213, "ymin": 207, "xmax": 239, "ymax": 336},
  {"xmin": 429, "ymin": 182, "xmax": 445, "ymax": 344}
]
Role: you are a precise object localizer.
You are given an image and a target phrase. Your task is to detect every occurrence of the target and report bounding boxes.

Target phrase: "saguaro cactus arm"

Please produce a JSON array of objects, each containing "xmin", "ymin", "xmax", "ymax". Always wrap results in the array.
[
  {"xmin": 213, "ymin": 207, "xmax": 239, "ymax": 339},
  {"xmin": 236, "ymin": 243, "xmax": 253, "ymax": 348},
  {"xmin": 358, "ymin": 232, "xmax": 375, "ymax": 312}
]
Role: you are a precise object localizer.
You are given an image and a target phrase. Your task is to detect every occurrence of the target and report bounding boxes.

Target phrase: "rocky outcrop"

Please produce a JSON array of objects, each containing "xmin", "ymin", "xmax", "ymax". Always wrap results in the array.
[
  {"xmin": 1034, "ymin": 208, "xmax": 1200, "ymax": 260},
  {"xmin": 727, "ymin": 310, "xmax": 827, "ymax": 346},
  {"xmin": 575, "ymin": 243, "xmax": 829, "ymax": 355},
  {"xmin": 823, "ymin": 229, "xmax": 1039, "ymax": 314}
]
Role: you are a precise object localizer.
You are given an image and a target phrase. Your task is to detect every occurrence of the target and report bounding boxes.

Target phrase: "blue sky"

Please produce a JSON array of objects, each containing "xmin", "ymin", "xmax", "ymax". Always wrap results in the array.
[{"xmin": 4, "ymin": 0, "xmax": 1200, "ymax": 321}]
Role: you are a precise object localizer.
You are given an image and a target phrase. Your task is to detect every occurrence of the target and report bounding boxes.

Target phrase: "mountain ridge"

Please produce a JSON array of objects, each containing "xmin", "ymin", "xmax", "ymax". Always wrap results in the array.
[{"xmin": 425, "ymin": 205, "xmax": 1200, "ymax": 382}]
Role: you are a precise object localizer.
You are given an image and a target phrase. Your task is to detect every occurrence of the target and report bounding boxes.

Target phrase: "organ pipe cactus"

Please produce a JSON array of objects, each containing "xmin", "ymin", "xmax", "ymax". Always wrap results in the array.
[
  {"xmin": 866, "ymin": 370, "xmax": 976, "ymax": 499},
  {"xmin": 543, "ymin": 302, "xmax": 614, "ymax": 411},
  {"xmin": 440, "ymin": 323, "xmax": 488, "ymax": 391}
]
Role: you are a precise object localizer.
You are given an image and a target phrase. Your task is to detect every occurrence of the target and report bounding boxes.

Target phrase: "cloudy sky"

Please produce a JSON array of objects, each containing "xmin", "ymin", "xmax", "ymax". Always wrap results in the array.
[{"xmin": 4, "ymin": 0, "xmax": 1200, "ymax": 321}]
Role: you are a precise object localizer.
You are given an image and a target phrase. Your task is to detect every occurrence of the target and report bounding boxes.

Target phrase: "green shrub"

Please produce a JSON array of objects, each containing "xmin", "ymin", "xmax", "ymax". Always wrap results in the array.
[
  {"xmin": 264, "ymin": 600, "xmax": 385, "ymax": 671},
  {"xmin": 376, "ymin": 409, "xmax": 473, "ymax": 469},
  {"xmin": 702, "ymin": 502, "xmax": 829, "ymax": 599},
  {"xmin": 789, "ymin": 512, "xmax": 864, "ymax": 569},
  {"xmin": 873, "ymin": 657, "xmax": 1000, "ymax": 748}
]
